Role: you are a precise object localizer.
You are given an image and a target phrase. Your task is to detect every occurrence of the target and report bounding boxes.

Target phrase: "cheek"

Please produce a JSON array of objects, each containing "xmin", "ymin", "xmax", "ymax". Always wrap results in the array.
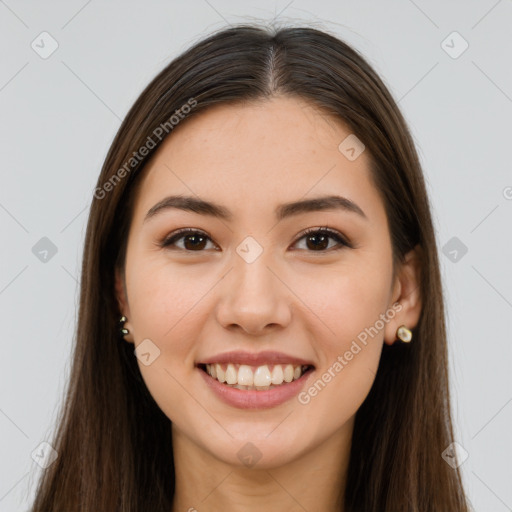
[
  {"xmin": 336, "ymin": 275, "xmax": 390, "ymax": 346},
  {"xmin": 126, "ymin": 260, "xmax": 213, "ymax": 423},
  {"xmin": 293, "ymin": 272, "xmax": 388, "ymax": 430},
  {"xmin": 293, "ymin": 258, "xmax": 392, "ymax": 350},
  {"xmin": 291, "ymin": 259, "xmax": 390, "ymax": 408},
  {"xmin": 127, "ymin": 256, "xmax": 213, "ymax": 341}
]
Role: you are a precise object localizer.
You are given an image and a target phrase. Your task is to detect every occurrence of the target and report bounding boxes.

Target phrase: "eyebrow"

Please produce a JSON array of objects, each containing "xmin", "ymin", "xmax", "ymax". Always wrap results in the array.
[{"xmin": 144, "ymin": 194, "xmax": 368, "ymax": 223}]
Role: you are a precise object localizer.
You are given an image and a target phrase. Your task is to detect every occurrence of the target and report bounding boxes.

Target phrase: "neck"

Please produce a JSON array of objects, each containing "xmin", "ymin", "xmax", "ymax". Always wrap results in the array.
[{"xmin": 170, "ymin": 418, "xmax": 353, "ymax": 512}]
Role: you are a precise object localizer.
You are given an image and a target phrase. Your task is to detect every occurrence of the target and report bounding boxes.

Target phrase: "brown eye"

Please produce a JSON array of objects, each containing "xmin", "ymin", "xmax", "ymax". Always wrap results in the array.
[
  {"xmin": 161, "ymin": 229, "xmax": 216, "ymax": 251},
  {"xmin": 292, "ymin": 228, "xmax": 351, "ymax": 252}
]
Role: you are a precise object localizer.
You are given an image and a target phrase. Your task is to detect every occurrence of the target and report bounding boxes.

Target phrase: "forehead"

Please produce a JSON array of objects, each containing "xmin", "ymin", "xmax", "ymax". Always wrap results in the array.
[{"xmin": 131, "ymin": 96, "xmax": 386, "ymax": 226}]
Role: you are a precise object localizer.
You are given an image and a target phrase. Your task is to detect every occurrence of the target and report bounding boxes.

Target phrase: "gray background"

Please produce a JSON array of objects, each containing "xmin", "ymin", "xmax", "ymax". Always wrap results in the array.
[{"xmin": 1, "ymin": 1, "xmax": 511, "ymax": 510}]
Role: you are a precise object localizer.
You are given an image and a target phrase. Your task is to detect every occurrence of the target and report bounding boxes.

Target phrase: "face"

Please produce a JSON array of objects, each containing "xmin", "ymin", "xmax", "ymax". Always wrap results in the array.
[{"xmin": 116, "ymin": 95, "xmax": 414, "ymax": 469}]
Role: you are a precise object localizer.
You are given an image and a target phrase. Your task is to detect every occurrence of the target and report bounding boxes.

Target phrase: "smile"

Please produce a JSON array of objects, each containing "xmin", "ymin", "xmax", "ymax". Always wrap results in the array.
[{"xmin": 199, "ymin": 363, "xmax": 313, "ymax": 390}]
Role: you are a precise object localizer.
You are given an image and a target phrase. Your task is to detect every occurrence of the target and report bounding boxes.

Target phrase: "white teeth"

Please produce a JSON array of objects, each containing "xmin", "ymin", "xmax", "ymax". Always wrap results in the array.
[
  {"xmin": 215, "ymin": 364, "xmax": 225, "ymax": 383},
  {"xmin": 283, "ymin": 364, "xmax": 294, "ymax": 383},
  {"xmin": 204, "ymin": 362, "xmax": 310, "ymax": 389},
  {"xmin": 271, "ymin": 365, "xmax": 284, "ymax": 385},
  {"xmin": 237, "ymin": 365, "xmax": 253, "ymax": 386},
  {"xmin": 253, "ymin": 365, "xmax": 272, "ymax": 387},
  {"xmin": 225, "ymin": 364, "xmax": 237, "ymax": 385}
]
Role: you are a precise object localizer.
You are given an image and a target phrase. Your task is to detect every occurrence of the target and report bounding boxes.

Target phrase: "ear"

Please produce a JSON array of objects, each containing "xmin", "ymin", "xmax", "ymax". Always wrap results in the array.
[
  {"xmin": 384, "ymin": 244, "xmax": 423, "ymax": 346},
  {"xmin": 115, "ymin": 267, "xmax": 134, "ymax": 343}
]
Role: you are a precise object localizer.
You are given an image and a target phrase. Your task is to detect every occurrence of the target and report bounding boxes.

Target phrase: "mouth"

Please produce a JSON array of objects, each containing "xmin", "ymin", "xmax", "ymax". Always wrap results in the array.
[{"xmin": 197, "ymin": 362, "xmax": 315, "ymax": 391}]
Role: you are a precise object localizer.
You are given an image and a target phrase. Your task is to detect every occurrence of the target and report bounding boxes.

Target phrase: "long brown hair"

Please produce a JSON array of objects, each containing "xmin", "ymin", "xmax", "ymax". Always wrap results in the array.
[{"xmin": 30, "ymin": 23, "xmax": 470, "ymax": 511}]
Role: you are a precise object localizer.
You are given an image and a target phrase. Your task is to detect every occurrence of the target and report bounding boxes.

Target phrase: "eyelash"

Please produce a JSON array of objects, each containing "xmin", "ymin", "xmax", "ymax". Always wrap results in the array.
[{"xmin": 159, "ymin": 226, "xmax": 352, "ymax": 253}]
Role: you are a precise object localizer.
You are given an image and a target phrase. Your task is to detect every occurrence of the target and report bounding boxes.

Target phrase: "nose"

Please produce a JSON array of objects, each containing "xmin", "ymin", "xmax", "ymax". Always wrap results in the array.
[{"xmin": 215, "ymin": 253, "xmax": 292, "ymax": 336}]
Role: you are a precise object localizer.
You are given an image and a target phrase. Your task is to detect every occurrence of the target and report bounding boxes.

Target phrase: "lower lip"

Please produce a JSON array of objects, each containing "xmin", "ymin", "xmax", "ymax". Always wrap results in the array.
[{"xmin": 198, "ymin": 367, "xmax": 314, "ymax": 410}]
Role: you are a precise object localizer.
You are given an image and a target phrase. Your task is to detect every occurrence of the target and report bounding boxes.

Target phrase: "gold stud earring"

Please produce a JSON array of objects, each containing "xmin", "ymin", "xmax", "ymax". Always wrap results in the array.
[
  {"xmin": 396, "ymin": 325, "xmax": 412, "ymax": 343},
  {"xmin": 119, "ymin": 315, "xmax": 130, "ymax": 338}
]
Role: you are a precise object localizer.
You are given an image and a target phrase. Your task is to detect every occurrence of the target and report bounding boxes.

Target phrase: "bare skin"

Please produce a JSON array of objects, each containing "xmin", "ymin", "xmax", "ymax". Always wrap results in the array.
[{"xmin": 115, "ymin": 95, "xmax": 422, "ymax": 512}]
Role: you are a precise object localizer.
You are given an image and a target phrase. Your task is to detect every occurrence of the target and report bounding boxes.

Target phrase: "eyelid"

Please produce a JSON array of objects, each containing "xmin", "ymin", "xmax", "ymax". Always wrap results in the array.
[
  {"xmin": 292, "ymin": 226, "xmax": 352, "ymax": 249},
  {"xmin": 160, "ymin": 227, "xmax": 218, "ymax": 250}
]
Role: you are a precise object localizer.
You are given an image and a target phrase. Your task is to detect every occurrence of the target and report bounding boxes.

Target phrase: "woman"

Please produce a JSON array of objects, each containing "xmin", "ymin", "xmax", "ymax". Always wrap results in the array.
[{"xmin": 31, "ymin": 23, "xmax": 470, "ymax": 511}]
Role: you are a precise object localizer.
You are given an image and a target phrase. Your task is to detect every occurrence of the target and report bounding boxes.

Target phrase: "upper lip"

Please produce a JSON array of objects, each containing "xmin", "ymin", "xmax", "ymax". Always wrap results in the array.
[{"xmin": 197, "ymin": 350, "xmax": 315, "ymax": 368}]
